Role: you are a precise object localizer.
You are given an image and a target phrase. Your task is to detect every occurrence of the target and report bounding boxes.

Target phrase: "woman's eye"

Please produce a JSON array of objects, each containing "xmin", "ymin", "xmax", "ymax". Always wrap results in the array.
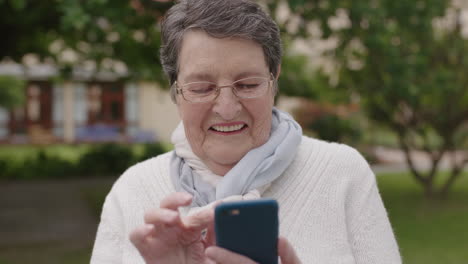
[
  {"xmin": 236, "ymin": 83, "xmax": 260, "ymax": 90},
  {"xmin": 188, "ymin": 83, "xmax": 216, "ymax": 94}
]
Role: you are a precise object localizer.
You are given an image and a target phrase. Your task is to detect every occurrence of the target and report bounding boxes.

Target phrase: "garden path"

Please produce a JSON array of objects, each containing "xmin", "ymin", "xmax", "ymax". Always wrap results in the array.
[{"xmin": 0, "ymin": 178, "xmax": 114, "ymax": 247}]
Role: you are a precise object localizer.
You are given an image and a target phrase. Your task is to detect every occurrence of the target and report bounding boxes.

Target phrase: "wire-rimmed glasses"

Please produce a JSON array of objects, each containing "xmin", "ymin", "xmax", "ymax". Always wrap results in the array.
[{"xmin": 174, "ymin": 75, "xmax": 274, "ymax": 103}]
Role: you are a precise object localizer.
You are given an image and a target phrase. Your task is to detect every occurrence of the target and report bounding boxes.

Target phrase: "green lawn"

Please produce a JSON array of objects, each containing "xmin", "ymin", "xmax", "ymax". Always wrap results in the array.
[{"xmin": 378, "ymin": 171, "xmax": 468, "ymax": 264}]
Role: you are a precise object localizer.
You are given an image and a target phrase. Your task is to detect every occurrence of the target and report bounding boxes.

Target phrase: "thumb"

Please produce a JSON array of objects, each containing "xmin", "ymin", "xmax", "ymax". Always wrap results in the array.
[{"xmin": 278, "ymin": 236, "xmax": 301, "ymax": 264}]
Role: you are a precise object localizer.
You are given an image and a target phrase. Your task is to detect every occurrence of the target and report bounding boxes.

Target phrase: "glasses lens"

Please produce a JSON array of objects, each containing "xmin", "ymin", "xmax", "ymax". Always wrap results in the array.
[
  {"xmin": 233, "ymin": 77, "xmax": 269, "ymax": 98},
  {"xmin": 183, "ymin": 82, "xmax": 217, "ymax": 102},
  {"xmin": 179, "ymin": 76, "xmax": 271, "ymax": 103}
]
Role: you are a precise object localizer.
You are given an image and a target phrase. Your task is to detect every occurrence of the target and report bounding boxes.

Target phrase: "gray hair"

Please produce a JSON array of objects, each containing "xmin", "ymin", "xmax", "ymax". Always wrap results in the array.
[{"xmin": 160, "ymin": 0, "xmax": 282, "ymax": 102}]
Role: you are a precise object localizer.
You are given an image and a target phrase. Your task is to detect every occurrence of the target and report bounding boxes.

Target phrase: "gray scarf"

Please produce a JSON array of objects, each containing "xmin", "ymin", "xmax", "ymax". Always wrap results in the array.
[{"xmin": 170, "ymin": 108, "xmax": 302, "ymax": 207}]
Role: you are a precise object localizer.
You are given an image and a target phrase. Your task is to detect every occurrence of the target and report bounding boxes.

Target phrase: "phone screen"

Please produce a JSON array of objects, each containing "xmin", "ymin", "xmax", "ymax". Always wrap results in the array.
[{"xmin": 214, "ymin": 199, "xmax": 278, "ymax": 264}]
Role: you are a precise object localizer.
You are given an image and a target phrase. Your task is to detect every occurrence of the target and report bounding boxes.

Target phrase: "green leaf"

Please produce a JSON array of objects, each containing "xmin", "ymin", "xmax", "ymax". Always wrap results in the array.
[
  {"xmin": 0, "ymin": 75, "xmax": 26, "ymax": 109},
  {"xmin": 9, "ymin": 0, "xmax": 25, "ymax": 10}
]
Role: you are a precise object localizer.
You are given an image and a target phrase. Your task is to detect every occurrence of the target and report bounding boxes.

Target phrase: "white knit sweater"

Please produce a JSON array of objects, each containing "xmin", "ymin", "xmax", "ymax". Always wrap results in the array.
[{"xmin": 91, "ymin": 136, "xmax": 401, "ymax": 263}]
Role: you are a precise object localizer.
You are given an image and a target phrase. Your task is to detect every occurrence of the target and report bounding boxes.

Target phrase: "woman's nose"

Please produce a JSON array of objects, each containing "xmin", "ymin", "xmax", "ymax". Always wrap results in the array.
[{"xmin": 212, "ymin": 86, "xmax": 242, "ymax": 120}]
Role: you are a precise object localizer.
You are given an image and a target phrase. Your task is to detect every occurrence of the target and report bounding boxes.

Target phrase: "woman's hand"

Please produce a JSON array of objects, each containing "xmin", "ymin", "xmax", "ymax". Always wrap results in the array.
[
  {"xmin": 130, "ymin": 192, "xmax": 301, "ymax": 264},
  {"xmin": 129, "ymin": 192, "xmax": 215, "ymax": 264},
  {"xmin": 277, "ymin": 236, "xmax": 302, "ymax": 264},
  {"xmin": 205, "ymin": 236, "xmax": 302, "ymax": 264}
]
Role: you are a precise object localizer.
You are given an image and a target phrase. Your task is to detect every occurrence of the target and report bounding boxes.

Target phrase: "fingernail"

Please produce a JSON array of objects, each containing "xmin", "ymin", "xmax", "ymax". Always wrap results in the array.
[
  {"xmin": 181, "ymin": 192, "xmax": 193, "ymax": 201},
  {"xmin": 205, "ymin": 246, "xmax": 216, "ymax": 257},
  {"xmin": 144, "ymin": 224, "xmax": 154, "ymax": 232},
  {"xmin": 164, "ymin": 210, "xmax": 178, "ymax": 220}
]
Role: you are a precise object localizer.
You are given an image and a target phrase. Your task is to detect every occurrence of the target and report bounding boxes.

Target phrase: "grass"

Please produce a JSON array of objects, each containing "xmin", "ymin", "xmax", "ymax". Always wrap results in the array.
[{"xmin": 377, "ymin": 171, "xmax": 468, "ymax": 264}]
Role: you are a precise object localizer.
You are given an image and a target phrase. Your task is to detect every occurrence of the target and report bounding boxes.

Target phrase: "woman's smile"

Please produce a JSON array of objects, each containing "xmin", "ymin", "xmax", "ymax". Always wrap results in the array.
[{"xmin": 209, "ymin": 122, "xmax": 248, "ymax": 135}]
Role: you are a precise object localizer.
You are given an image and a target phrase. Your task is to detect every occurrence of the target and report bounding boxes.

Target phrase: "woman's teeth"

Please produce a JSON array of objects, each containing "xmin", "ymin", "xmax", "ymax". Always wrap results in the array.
[{"xmin": 211, "ymin": 124, "xmax": 244, "ymax": 132}]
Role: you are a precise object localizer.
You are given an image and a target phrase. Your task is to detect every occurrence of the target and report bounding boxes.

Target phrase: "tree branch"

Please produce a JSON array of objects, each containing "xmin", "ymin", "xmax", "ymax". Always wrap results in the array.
[
  {"xmin": 397, "ymin": 130, "xmax": 427, "ymax": 185},
  {"xmin": 441, "ymin": 155, "xmax": 468, "ymax": 196}
]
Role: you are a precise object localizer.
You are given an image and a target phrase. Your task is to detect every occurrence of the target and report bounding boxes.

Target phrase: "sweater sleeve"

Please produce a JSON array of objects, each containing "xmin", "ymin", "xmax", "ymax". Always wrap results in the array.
[
  {"xmin": 90, "ymin": 190, "xmax": 124, "ymax": 264},
  {"xmin": 345, "ymin": 151, "xmax": 402, "ymax": 264}
]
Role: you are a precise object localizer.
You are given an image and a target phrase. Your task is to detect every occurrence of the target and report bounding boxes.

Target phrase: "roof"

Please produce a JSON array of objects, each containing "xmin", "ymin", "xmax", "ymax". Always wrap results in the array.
[{"xmin": 0, "ymin": 61, "xmax": 128, "ymax": 81}]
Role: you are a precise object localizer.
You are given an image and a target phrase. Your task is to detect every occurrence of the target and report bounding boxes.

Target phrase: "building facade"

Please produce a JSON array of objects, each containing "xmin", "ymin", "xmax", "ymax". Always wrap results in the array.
[{"xmin": 0, "ymin": 63, "xmax": 180, "ymax": 144}]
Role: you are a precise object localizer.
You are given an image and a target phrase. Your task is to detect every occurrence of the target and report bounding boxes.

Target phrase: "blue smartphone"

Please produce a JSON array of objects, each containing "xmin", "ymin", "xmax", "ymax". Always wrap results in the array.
[{"xmin": 214, "ymin": 199, "xmax": 279, "ymax": 264}]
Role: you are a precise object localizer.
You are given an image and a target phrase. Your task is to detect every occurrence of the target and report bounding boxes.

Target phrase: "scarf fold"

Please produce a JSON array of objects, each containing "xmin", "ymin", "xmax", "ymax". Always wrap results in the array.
[{"xmin": 170, "ymin": 107, "xmax": 302, "ymax": 207}]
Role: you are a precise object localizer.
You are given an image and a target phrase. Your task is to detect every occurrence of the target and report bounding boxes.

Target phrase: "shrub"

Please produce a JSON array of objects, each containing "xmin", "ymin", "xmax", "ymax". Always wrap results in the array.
[
  {"xmin": 0, "ymin": 157, "xmax": 14, "ymax": 180},
  {"xmin": 25, "ymin": 150, "xmax": 75, "ymax": 179},
  {"xmin": 137, "ymin": 142, "xmax": 166, "ymax": 162},
  {"xmin": 0, "ymin": 142, "xmax": 168, "ymax": 180},
  {"xmin": 77, "ymin": 143, "xmax": 134, "ymax": 177},
  {"xmin": 0, "ymin": 150, "xmax": 75, "ymax": 180},
  {"xmin": 293, "ymin": 100, "xmax": 362, "ymax": 143},
  {"xmin": 309, "ymin": 114, "xmax": 361, "ymax": 143}
]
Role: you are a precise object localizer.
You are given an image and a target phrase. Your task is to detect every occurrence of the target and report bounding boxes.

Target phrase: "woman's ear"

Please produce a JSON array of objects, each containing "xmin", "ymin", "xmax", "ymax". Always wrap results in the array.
[
  {"xmin": 275, "ymin": 64, "xmax": 281, "ymax": 80},
  {"xmin": 271, "ymin": 64, "xmax": 281, "ymax": 98}
]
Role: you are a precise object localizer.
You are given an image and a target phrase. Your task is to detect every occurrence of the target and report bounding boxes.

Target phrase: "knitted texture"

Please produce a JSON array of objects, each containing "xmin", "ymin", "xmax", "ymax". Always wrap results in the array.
[{"xmin": 91, "ymin": 136, "xmax": 401, "ymax": 263}]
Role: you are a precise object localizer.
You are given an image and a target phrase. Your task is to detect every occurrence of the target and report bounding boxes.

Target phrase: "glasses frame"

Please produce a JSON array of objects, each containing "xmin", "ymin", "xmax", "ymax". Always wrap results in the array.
[{"xmin": 174, "ymin": 73, "xmax": 275, "ymax": 103}]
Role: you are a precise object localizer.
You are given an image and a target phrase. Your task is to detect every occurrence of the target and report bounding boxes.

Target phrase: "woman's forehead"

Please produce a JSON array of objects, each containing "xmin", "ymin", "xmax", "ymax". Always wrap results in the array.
[
  {"xmin": 177, "ymin": 31, "xmax": 269, "ymax": 81},
  {"xmin": 181, "ymin": 70, "xmax": 268, "ymax": 83}
]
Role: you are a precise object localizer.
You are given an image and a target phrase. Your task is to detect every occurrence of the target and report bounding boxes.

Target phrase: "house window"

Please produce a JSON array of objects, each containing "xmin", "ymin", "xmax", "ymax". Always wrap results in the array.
[
  {"xmin": 87, "ymin": 82, "xmax": 125, "ymax": 126},
  {"xmin": 110, "ymin": 101, "xmax": 121, "ymax": 121},
  {"xmin": 88, "ymin": 85, "xmax": 102, "ymax": 121},
  {"xmin": 28, "ymin": 85, "xmax": 41, "ymax": 122},
  {"xmin": 9, "ymin": 81, "xmax": 53, "ymax": 135},
  {"xmin": 9, "ymin": 107, "xmax": 27, "ymax": 135}
]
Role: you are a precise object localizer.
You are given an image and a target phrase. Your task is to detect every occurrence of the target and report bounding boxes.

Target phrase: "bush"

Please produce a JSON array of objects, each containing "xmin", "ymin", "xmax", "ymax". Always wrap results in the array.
[
  {"xmin": 293, "ymin": 100, "xmax": 362, "ymax": 143},
  {"xmin": 0, "ymin": 142, "xmax": 168, "ymax": 180},
  {"xmin": 137, "ymin": 142, "xmax": 166, "ymax": 162},
  {"xmin": 0, "ymin": 157, "xmax": 13, "ymax": 179},
  {"xmin": 28, "ymin": 151, "xmax": 75, "ymax": 179},
  {"xmin": 0, "ymin": 75, "xmax": 26, "ymax": 109},
  {"xmin": 77, "ymin": 143, "xmax": 134, "ymax": 177},
  {"xmin": 309, "ymin": 114, "xmax": 361, "ymax": 143},
  {"xmin": 0, "ymin": 150, "xmax": 76, "ymax": 180}
]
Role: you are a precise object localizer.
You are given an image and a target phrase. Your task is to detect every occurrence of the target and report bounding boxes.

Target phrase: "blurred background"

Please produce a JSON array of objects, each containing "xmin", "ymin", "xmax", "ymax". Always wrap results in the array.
[{"xmin": 0, "ymin": 0, "xmax": 467, "ymax": 263}]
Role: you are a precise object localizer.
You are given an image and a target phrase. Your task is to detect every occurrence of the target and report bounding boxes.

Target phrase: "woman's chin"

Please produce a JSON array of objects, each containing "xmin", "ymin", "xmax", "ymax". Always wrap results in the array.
[{"xmin": 204, "ymin": 151, "xmax": 247, "ymax": 175}]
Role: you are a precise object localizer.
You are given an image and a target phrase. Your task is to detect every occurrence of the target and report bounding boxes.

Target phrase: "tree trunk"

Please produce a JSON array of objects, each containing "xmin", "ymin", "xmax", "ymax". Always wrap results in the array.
[
  {"xmin": 423, "ymin": 181, "xmax": 437, "ymax": 199},
  {"xmin": 440, "ymin": 162, "xmax": 467, "ymax": 197},
  {"xmin": 396, "ymin": 128, "xmax": 467, "ymax": 200}
]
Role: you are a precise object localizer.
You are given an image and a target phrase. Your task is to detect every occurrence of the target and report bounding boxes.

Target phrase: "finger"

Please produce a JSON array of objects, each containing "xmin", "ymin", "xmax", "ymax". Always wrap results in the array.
[
  {"xmin": 205, "ymin": 246, "xmax": 258, "ymax": 264},
  {"xmin": 160, "ymin": 192, "xmax": 193, "ymax": 210},
  {"xmin": 201, "ymin": 200, "xmax": 222, "ymax": 235},
  {"xmin": 203, "ymin": 218, "xmax": 216, "ymax": 247},
  {"xmin": 204, "ymin": 259, "xmax": 217, "ymax": 264},
  {"xmin": 183, "ymin": 204, "xmax": 214, "ymax": 229},
  {"xmin": 278, "ymin": 236, "xmax": 302, "ymax": 264},
  {"xmin": 144, "ymin": 208, "xmax": 179, "ymax": 225},
  {"xmin": 129, "ymin": 224, "xmax": 154, "ymax": 248}
]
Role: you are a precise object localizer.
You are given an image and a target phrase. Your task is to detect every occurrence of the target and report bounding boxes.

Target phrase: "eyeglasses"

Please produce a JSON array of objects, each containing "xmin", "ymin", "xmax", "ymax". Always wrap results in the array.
[{"xmin": 174, "ymin": 75, "xmax": 274, "ymax": 103}]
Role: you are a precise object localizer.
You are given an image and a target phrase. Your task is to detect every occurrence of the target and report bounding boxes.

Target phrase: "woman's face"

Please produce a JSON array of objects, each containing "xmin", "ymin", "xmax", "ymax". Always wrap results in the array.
[{"xmin": 176, "ymin": 30, "xmax": 275, "ymax": 175}]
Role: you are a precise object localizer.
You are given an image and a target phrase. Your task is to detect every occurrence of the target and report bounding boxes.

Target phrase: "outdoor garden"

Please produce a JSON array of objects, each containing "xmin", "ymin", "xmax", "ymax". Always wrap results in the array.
[
  {"xmin": 1, "ymin": 0, "xmax": 468, "ymax": 263},
  {"xmin": 0, "ymin": 144, "xmax": 467, "ymax": 264}
]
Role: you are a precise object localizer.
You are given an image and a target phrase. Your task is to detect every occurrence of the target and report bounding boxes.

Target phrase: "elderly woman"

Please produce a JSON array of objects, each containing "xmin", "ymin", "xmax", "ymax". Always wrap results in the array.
[{"xmin": 91, "ymin": 0, "xmax": 401, "ymax": 263}]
